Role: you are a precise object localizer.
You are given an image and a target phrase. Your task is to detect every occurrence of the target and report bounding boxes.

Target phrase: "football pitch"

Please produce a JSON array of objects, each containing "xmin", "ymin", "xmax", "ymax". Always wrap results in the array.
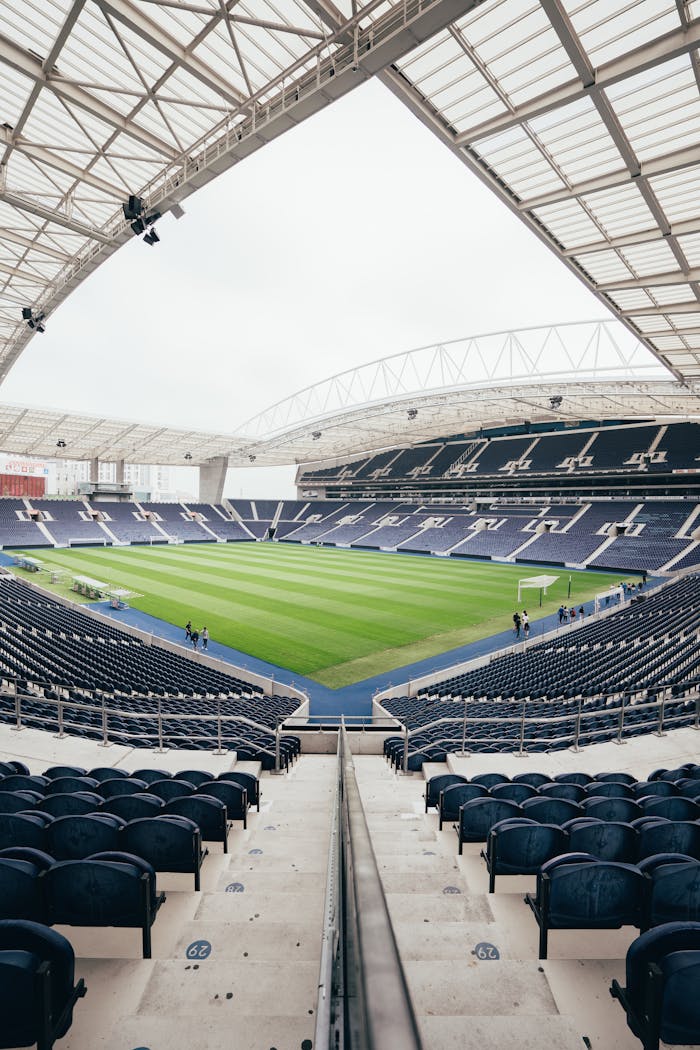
[{"xmin": 12, "ymin": 543, "xmax": 630, "ymax": 688}]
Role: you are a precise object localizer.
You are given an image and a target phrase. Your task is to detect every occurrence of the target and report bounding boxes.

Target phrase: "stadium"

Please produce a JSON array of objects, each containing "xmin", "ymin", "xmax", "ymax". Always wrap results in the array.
[{"xmin": 0, "ymin": 3, "xmax": 700, "ymax": 1050}]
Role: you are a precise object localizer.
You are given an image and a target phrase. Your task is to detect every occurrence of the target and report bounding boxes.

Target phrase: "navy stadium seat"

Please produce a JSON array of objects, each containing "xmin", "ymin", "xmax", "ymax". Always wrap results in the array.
[{"xmin": 0, "ymin": 919, "xmax": 86, "ymax": 1050}]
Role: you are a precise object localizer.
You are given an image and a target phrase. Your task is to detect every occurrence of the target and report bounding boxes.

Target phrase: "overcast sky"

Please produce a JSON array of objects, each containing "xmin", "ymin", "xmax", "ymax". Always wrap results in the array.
[{"xmin": 3, "ymin": 79, "xmax": 623, "ymax": 498}]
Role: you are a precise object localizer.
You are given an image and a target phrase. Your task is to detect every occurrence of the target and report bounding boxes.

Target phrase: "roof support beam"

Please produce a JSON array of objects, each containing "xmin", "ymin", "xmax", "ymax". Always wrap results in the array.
[
  {"xmin": 454, "ymin": 17, "xmax": 700, "ymax": 145},
  {"xmin": 629, "ymin": 301, "xmax": 700, "ymax": 317},
  {"xmin": 0, "ymin": 189, "xmax": 111, "ymax": 243},
  {"xmin": 601, "ymin": 267, "xmax": 700, "ymax": 291},
  {"xmin": 0, "ymin": 128, "xmax": 125, "ymax": 199},
  {"xmin": 563, "ymin": 216, "xmax": 700, "ymax": 258},
  {"xmin": 0, "ymin": 228, "xmax": 70, "ymax": 262},
  {"xmin": 93, "ymin": 0, "xmax": 246, "ymax": 106},
  {"xmin": 0, "ymin": 32, "xmax": 179, "ymax": 160},
  {"xmin": 518, "ymin": 142, "xmax": 700, "ymax": 210}
]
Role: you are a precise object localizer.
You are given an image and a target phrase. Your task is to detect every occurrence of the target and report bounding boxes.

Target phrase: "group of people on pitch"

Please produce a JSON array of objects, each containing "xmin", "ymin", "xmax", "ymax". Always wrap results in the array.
[{"xmin": 184, "ymin": 620, "xmax": 209, "ymax": 650}]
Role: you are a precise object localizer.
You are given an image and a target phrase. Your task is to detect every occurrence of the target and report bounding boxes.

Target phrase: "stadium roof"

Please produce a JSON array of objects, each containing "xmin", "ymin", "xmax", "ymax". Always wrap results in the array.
[
  {"xmin": 0, "ymin": 321, "xmax": 698, "ymax": 465},
  {"xmin": 2, "ymin": 2, "xmax": 700, "ymax": 388}
]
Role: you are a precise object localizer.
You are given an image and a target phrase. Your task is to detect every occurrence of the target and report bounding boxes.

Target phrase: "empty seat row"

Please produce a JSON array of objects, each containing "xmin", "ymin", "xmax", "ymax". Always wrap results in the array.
[
  {"xmin": 0, "ymin": 848, "xmax": 164, "ymax": 958},
  {"xmin": 526, "ymin": 853, "xmax": 700, "ymax": 959},
  {"xmin": 483, "ymin": 817, "xmax": 700, "ymax": 891}
]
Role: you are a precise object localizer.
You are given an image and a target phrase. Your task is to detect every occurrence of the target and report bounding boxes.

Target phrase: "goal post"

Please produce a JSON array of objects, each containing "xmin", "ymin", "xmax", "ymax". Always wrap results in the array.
[{"xmin": 517, "ymin": 573, "xmax": 560, "ymax": 606}]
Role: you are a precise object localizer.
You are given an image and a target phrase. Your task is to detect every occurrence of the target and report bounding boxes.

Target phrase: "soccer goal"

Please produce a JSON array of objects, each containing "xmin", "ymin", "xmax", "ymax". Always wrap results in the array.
[
  {"xmin": 67, "ymin": 537, "xmax": 108, "ymax": 547},
  {"xmin": 517, "ymin": 573, "xmax": 560, "ymax": 606}
]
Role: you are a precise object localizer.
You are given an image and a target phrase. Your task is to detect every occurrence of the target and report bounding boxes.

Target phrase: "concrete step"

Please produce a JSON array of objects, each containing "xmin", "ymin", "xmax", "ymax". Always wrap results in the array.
[
  {"xmin": 195, "ymin": 890, "xmax": 324, "ymax": 925},
  {"xmin": 173, "ymin": 920, "xmax": 319, "ymax": 960},
  {"xmin": 385, "ymin": 891, "xmax": 494, "ymax": 924},
  {"xmin": 134, "ymin": 957, "xmax": 317, "ymax": 1017},
  {"xmin": 405, "ymin": 959, "xmax": 567, "ymax": 1016},
  {"xmin": 417, "ymin": 1015, "xmax": 585, "ymax": 1050},
  {"xmin": 100, "ymin": 1013, "xmax": 316, "ymax": 1050}
]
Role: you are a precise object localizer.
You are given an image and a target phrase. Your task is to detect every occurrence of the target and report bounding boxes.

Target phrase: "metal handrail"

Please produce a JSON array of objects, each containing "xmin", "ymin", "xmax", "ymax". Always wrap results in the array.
[
  {"xmin": 394, "ymin": 688, "xmax": 699, "ymax": 770},
  {"xmin": 314, "ymin": 724, "xmax": 423, "ymax": 1050},
  {"xmin": 1, "ymin": 684, "xmax": 287, "ymax": 767}
]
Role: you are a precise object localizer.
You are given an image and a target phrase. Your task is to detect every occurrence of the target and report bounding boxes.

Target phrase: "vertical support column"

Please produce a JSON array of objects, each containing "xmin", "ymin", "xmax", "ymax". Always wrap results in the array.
[
  {"xmin": 90, "ymin": 456, "xmax": 99, "ymax": 486},
  {"xmin": 199, "ymin": 456, "xmax": 228, "ymax": 503},
  {"xmin": 116, "ymin": 459, "xmax": 125, "ymax": 486}
]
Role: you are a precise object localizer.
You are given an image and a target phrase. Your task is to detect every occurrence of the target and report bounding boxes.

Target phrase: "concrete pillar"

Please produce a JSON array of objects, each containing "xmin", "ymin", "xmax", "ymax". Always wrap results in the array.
[
  {"xmin": 116, "ymin": 459, "xmax": 125, "ymax": 485},
  {"xmin": 199, "ymin": 456, "xmax": 228, "ymax": 503},
  {"xmin": 90, "ymin": 456, "xmax": 99, "ymax": 485}
]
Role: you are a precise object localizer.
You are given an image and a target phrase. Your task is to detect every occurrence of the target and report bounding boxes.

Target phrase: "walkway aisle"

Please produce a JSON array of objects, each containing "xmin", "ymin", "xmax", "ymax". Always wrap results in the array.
[
  {"xmin": 59, "ymin": 755, "xmax": 336, "ymax": 1050},
  {"xmin": 354, "ymin": 755, "xmax": 640, "ymax": 1050}
]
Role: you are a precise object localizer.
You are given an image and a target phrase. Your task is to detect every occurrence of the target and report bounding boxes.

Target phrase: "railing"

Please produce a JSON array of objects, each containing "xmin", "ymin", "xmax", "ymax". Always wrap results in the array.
[
  {"xmin": 380, "ymin": 687, "xmax": 700, "ymax": 772},
  {"xmin": 315, "ymin": 723, "xmax": 423, "ymax": 1050},
  {"xmin": 0, "ymin": 677, "xmax": 293, "ymax": 771}
]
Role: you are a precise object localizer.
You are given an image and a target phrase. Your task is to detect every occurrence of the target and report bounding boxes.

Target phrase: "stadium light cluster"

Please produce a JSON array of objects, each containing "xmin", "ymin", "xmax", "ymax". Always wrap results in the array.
[
  {"xmin": 122, "ymin": 195, "xmax": 161, "ymax": 246},
  {"xmin": 21, "ymin": 307, "xmax": 45, "ymax": 333}
]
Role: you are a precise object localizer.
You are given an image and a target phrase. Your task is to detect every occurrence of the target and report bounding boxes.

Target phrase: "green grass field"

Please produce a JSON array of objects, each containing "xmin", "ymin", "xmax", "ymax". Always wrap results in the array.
[{"xmin": 10, "ymin": 543, "xmax": 633, "ymax": 688}]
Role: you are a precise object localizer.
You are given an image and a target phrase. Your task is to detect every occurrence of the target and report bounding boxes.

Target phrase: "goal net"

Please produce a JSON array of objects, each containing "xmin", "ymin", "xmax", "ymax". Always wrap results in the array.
[{"xmin": 517, "ymin": 574, "xmax": 559, "ymax": 603}]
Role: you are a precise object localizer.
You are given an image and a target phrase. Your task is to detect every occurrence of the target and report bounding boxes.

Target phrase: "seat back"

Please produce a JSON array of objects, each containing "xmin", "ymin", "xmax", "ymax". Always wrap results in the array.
[
  {"xmin": 0, "ymin": 814, "xmax": 47, "ymax": 852},
  {"xmin": 521, "ymin": 797, "xmax": 583, "ymax": 825},
  {"xmin": 490, "ymin": 783, "xmax": 538, "ymax": 804},
  {"xmin": 459, "ymin": 798, "xmax": 522, "ymax": 843},
  {"xmin": 470, "ymin": 773, "xmax": 509, "ymax": 789},
  {"xmin": 122, "ymin": 817, "xmax": 199, "ymax": 874},
  {"xmin": 584, "ymin": 782, "xmax": 635, "ymax": 799},
  {"xmin": 97, "ymin": 778, "xmax": 148, "ymax": 799},
  {"xmin": 538, "ymin": 782, "xmax": 585, "ymax": 802},
  {"xmin": 45, "ymin": 858, "xmax": 149, "ymax": 927},
  {"xmin": 0, "ymin": 919, "xmax": 77, "ymax": 1041},
  {"xmin": 0, "ymin": 859, "xmax": 43, "ymax": 921},
  {"xmin": 100, "ymin": 794, "xmax": 163, "ymax": 821},
  {"xmin": 643, "ymin": 797, "xmax": 700, "ymax": 821},
  {"xmin": 546, "ymin": 861, "xmax": 644, "ymax": 929},
  {"xmin": 195, "ymin": 781, "xmax": 247, "ymax": 818},
  {"xmin": 569, "ymin": 821, "xmax": 638, "ymax": 862},
  {"xmin": 47, "ymin": 815, "xmax": 123, "ymax": 860},
  {"xmin": 162, "ymin": 795, "xmax": 226, "ymax": 842},
  {"xmin": 582, "ymin": 797, "xmax": 642, "ymax": 823},
  {"xmin": 45, "ymin": 776, "xmax": 99, "ymax": 796},
  {"xmin": 148, "ymin": 779, "xmax": 196, "ymax": 802},
  {"xmin": 638, "ymin": 822, "xmax": 700, "ymax": 862},
  {"xmin": 424, "ymin": 774, "xmax": 467, "ymax": 809},
  {"xmin": 490, "ymin": 823, "xmax": 568, "ymax": 874},
  {"xmin": 649, "ymin": 861, "xmax": 700, "ymax": 925},
  {"xmin": 38, "ymin": 793, "xmax": 103, "ymax": 818}
]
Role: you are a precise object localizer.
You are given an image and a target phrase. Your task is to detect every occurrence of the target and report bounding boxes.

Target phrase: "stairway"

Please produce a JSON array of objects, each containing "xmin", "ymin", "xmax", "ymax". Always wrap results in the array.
[
  {"xmin": 63, "ymin": 755, "xmax": 335, "ymax": 1050},
  {"xmin": 353, "ymin": 755, "xmax": 640, "ymax": 1050}
]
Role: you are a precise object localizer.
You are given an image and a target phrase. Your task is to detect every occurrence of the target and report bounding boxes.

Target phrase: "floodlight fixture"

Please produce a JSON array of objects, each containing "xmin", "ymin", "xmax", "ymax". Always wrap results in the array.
[
  {"xmin": 143, "ymin": 227, "xmax": 160, "ymax": 246},
  {"xmin": 407, "ymin": 408, "xmax": 418, "ymax": 420},
  {"xmin": 21, "ymin": 306, "xmax": 46, "ymax": 332},
  {"xmin": 130, "ymin": 218, "xmax": 145, "ymax": 236},
  {"xmin": 550, "ymin": 395, "xmax": 563, "ymax": 409},
  {"xmin": 248, "ymin": 454, "xmax": 257, "ymax": 462},
  {"xmin": 184, "ymin": 452, "xmax": 192, "ymax": 461},
  {"xmin": 312, "ymin": 431, "xmax": 322, "ymax": 440},
  {"xmin": 56, "ymin": 439, "xmax": 66, "ymax": 448},
  {"xmin": 122, "ymin": 195, "xmax": 143, "ymax": 221}
]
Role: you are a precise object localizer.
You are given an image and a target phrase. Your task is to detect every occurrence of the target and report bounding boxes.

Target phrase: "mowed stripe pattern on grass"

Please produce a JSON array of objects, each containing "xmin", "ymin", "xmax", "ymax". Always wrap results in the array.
[{"xmin": 12, "ymin": 543, "xmax": 628, "ymax": 687}]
